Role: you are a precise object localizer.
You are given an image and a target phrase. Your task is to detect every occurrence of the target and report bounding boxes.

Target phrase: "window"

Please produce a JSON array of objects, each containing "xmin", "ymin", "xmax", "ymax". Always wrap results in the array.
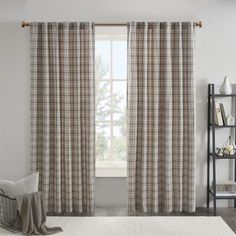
[{"xmin": 95, "ymin": 27, "xmax": 127, "ymax": 177}]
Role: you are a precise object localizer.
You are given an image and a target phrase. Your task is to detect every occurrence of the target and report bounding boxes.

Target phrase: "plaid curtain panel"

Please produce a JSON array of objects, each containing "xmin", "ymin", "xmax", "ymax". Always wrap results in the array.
[
  {"xmin": 31, "ymin": 22, "xmax": 95, "ymax": 214},
  {"xmin": 127, "ymin": 22, "xmax": 196, "ymax": 213}
]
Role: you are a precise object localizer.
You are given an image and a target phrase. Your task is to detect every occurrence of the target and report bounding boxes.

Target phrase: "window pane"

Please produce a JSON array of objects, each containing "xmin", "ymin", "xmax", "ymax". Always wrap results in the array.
[
  {"xmin": 95, "ymin": 34, "xmax": 127, "ymax": 171},
  {"xmin": 96, "ymin": 81, "xmax": 111, "ymax": 122},
  {"xmin": 112, "ymin": 41, "xmax": 127, "ymax": 79},
  {"xmin": 113, "ymin": 81, "xmax": 126, "ymax": 121},
  {"xmin": 96, "ymin": 122, "xmax": 111, "ymax": 161},
  {"xmin": 95, "ymin": 41, "xmax": 111, "ymax": 80},
  {"xmin": 113, "ymin": 124, "xmax": 127, "ymax": 161}
]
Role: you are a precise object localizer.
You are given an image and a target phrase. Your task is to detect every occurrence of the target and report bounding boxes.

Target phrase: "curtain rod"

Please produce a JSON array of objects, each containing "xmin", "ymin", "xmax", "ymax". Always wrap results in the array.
[{"xmin": 21, "ymin": 21, "xmax": 203, "ymax": 28}]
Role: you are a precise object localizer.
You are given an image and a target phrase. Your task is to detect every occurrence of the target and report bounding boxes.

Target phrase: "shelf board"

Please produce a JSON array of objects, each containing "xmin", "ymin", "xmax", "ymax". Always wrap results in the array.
[
  {"xmin": 209, "ymin": 124, "xmax": 236, "ymax": 128},
  {"xmin": 209, "ymin": 153, "xmax": 236, "ymax": 159},
  {"xmin": 210, "ymin": 94, "xmax": 236, "ymax": 97},
  {"xmin": 209, "ymin": 190, "xmax": 236, "ymax": 199}
]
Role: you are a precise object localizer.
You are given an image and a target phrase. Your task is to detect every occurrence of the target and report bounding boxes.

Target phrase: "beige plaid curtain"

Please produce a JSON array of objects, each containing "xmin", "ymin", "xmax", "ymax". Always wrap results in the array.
[
  {"xmin": 31, "ymin": 22, "xmax": 95, "ymax": 214},
  {"xmin": 127, "ymin": 22, "xmax": 195, "ymax": 213}
]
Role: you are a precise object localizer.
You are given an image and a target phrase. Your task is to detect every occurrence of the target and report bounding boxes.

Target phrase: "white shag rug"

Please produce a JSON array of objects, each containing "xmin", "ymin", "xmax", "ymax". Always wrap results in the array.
[{"xmin": 0, "ymin": 216, "xmax": 235, "ymax": 236}]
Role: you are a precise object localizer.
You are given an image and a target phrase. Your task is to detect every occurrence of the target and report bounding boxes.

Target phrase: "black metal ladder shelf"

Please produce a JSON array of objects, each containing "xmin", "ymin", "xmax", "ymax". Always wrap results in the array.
[{"xmin": 207, "ymin": 84, "xmax": 236, "ymax": 215}]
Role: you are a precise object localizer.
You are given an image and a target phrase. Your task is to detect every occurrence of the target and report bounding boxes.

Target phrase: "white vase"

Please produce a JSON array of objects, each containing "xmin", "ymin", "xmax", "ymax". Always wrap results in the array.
[
  {"xmin": 220, "ymin": 76, "xmax": 232, "ymax": 95},
  {"xmin": 227, "ymin": 115, "xmax": 235, "ymax": 126}
]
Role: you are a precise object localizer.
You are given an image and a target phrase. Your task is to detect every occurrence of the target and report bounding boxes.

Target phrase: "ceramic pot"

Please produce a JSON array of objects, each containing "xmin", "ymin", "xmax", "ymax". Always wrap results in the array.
[{"xmin": 220, "ymin": 76, "xmax": 232, "ymax": 95}]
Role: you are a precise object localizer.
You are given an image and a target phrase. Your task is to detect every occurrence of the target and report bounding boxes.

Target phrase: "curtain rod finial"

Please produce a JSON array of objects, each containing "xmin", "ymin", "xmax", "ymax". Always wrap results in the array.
[
  {"xmin": 196, "ymin": 21, "xmax": 203, "ymax": 28},
  {"xmin": 22, "ymin": 21, "xmax": 30, "ymax": 28}
]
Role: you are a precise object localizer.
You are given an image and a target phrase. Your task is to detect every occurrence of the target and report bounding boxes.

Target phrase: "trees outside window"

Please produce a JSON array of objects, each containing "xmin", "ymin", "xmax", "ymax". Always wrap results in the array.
[{"xmin": 95, "ymin": 38, "xmax": 127, "ymax": 170}]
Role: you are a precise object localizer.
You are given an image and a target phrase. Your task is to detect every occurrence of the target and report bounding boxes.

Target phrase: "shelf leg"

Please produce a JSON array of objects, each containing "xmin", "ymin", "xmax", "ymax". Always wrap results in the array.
[
  {"xmin": 234, "ymin": 159, "xmax": 236, "ymax": 208},
  {"xmin": 207, "ymin": 155, "xmax": 210, "ymax": 208},
  {"xmin": 211, "ymin": 84, "xmax": 216, "ymax": 215},
  {"xmin": 207, "ymin": 86, "xmax": 210, "ymax": 208},
  {"xmin": 213, "ymin": 157, "xmax": 216, "ymax": 215},
  {"xmin": 235, "ymin": 97, "xmax": 236, "ymax": 208}
]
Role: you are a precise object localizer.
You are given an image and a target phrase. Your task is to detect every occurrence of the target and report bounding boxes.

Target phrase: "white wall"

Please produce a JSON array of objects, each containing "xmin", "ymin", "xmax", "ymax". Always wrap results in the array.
[
  {"xmin": 0, "ymin": 22, "xmax": 30, "ymax": 180},
  {"xmin": 1, "ymin": 0, "xmax": 236, "ymax": 207}
]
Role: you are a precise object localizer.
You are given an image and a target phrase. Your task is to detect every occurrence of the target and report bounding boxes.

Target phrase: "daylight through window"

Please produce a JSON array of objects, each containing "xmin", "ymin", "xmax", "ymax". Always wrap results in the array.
[{"xmin": 95, "ymin": 27, "xmax": 127, "ymax": 177}]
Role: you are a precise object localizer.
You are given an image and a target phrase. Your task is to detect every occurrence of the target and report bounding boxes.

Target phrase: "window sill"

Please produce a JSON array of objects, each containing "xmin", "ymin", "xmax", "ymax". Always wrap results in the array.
[{"xmin": 96, "ymin": 166, "xmax": 127, "ymax": 177}]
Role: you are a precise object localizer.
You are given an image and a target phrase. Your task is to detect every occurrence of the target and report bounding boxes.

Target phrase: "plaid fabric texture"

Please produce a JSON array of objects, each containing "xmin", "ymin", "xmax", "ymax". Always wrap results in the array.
[
  {"xmin": 127, "ymin": 22, "xmax": 196, "ymax": 213},
  {"xmin": 31, "ymin": 22, "xmax": 95, "ymax": 214}
]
